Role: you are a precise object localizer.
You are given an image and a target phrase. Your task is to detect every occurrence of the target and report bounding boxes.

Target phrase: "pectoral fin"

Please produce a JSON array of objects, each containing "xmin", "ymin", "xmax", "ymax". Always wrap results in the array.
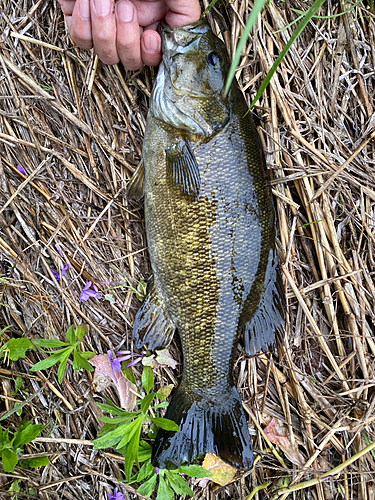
[
  {"xmin": 126, "ymin": 160, "xmax": 144, "ymax": 201},
  {"xmin": 132, "ymin": 284, "xmax": 175, "ymax": 350},
  {"xmin": 241, "ymin": 249, "xmax": 285, "ymax": 355},
  {"xmin": 166, "ymin": 140, "xmax": 200, "ymax": 200}
]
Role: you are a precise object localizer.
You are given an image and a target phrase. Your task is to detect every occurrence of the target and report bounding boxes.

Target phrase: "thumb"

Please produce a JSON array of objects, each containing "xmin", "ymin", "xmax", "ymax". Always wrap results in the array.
[{"xmin": 164, "ymin": 0, "xmax": 201, "ymax": 28}]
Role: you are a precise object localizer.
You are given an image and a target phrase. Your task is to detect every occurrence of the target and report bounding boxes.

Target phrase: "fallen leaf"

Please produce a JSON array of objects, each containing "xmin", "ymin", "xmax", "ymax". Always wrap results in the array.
[
  {"xmin": 90, "ymin": 354, "xmax": 137, "ymax": 410},
  {"xmin": 142, "ymin": 349, "xmax": 177, "ymax": 370},
  {"xmin": 264, "ymin": 418, "xmax": 305, "ymax": 466},
  {"xmin": 199, "ymin": 453, "xmax": 236, "ymax": 488}
]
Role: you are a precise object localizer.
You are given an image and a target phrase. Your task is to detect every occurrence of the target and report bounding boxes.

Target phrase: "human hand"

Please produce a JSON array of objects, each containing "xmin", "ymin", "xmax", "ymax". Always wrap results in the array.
[{"xmin": 57, "ymin": 0, "xmax": 201, "ymax": 70}]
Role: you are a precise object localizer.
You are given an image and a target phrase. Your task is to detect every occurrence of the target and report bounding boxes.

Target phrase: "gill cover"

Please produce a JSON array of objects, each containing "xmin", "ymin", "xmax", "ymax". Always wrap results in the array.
[{"xmin": 151, "ymin": 21, "xmax": 230, "ymax": 137}]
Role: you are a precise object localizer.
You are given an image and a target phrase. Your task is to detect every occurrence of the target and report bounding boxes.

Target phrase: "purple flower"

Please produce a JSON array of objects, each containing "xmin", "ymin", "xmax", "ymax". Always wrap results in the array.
[
  {"xmin": 107, "ymin": 487, "xmax": 124, "ymax": 500},
  {"xmin": 127, "ymin": 356, "xmax": 144, "ymax": 367},
  {"xmin": 55, "ymin": 244, "xmax": 64, "ymax": 258},
  {"xmin": 17, "ymin": 164, "xmax": 26, "ymax": 175},
  {"xmin": 79, "ymin": 281, "xmax": 103, "ymax": 302},
  {"xmin": 154, "ymin": 467, "xmax": 159, "ymax": 475},
  {"xmin": 107, "ymin": 350, "xmax": 122, "ymax": 376},
  {"xmin": 115, "ymin": 350, "xmax": 145, "ymax": 367},
  {"xmin": 51, "ymin": 264, "xmax": 69, "ymax": 281}
]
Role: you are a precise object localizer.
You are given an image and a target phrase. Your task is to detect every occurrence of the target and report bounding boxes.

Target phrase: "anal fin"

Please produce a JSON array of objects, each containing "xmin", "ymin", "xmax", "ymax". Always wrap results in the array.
[{"xmin": 132, "ymin": 285, "xmax": 175, "ymax": 350}]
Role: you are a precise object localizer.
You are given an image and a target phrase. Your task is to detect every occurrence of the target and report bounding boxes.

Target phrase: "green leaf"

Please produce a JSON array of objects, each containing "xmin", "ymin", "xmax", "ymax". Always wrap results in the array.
[
  {"xmin": 2, "ymin": 448, "xmax": 18, "ymax": 472},
  {"xmin": 3, "ymin": 338, "xmax": 35, "ymax": 361},
  {"xmin": 23, "ymin": 456, "xmax": 49, "ymax": 468},
  {"xmin": 96, "ymin": 401, "xmax": 136, "ymax": 417},
  {"xmin": 57, "ymin": 349, "xmax": 71, "ymax": 383},
  {"xmin": 30, "ymin": 348, "xmax": 71, "ymax": 372},
  {"xmin": 152, "ymin": 401, "xmax": 169, "ymax": 409},
  {"xmin": 249, "ymin": 0, "xmax": 326, "ymax": 109},
  {"xmin": 94, "ymin": 420, "xmax": 135, "ymax": 449},
  {"xmin": 140, "ymin": 393, "xmax": 155, "ymax": 414},
  {"xmin": 157, "ymin": 475, "xmax": 174, "ymax": 500},
  {"xmin": 177, "ymin": 464, "xmax": 212, "ymax": 478},
  {"xmin": 156, "ymin": 384, "xmax": 173, "ymax": 400},
  {"xmin": 224, "ymin": 0, "xmax": 268, "ymax": 96},
  {"xmin": 79, "ymin": 351, "xmax": 95, "ymax": 359},
  {"xmin": 116, "ymin": 417, "xmax": 143, "ymax": 450},
  {"xmin": 14, "ymin": 377, "xmax": 23, "ymax": 392},
  {"xmin": 13, "ymin": 423, "xmax": 43, "ymax": 448},
  {"xmin": 165, "ymin": 470, "xmax": 194, "ymax": 497},
  {"xmin": 75, "ymin": 324, "xmax": 88, "ymax": 342},
  {"xmin": 33, "ymin": 339, "xmax": 70, "ymax": 348},
  {"xmin": 124, "ymin": 420, "xmax": 143, "ymax": 482},
  {"xmin": 122, "ymin": 364, "xmax": 136, "ymax": 385},
  {"xmin": 149, "ymin": 417, "xmax": 179, "ymax": 432},
  {"xmin": 136, "ymin": 473, "xmax": 158, "ymax": 498},
  {"xmin": 130, "ymin": 459, "xmax": 154, "ymax": 484},
  {"xmin": 141, "ymin": 366, "xmax": 154, "ymax": 394},
  {"xmin": 98, "ymin": 416, "xmax": 134, "ymax": 425},
  {"xmin": 73, "ymin": 351, "xmax": 94, "ymax": 372},
  {"xmin": 0, "ymin": 427, "xmax": 10, "ymax": 446},
  {"xmin": 65, "ymin": 325, "xmax": 75, "ymax": 344},
  {"xmin": 138, "ymin": 440, "xmax": 153, "ymax": 462}
]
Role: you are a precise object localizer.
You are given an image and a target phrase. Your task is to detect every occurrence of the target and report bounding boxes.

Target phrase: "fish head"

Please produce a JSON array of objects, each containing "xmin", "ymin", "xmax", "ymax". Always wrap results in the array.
[{"xmin": 150, "ymin": 20, "xmax": 231, "ymax": 138}]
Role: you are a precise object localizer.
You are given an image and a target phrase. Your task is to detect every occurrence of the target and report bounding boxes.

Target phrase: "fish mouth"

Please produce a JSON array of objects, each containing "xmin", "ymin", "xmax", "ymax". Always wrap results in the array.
[
  {"xmin": 158, "ymin": 20, "xmax": 210, "ymax": 54},
  {"xmin": 158, "ymin": 20, "xmax": 214, "ymax": 98}
]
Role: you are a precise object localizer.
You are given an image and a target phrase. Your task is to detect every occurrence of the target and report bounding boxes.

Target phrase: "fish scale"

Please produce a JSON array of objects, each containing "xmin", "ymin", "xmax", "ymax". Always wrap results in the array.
[{"xmin": 129, "ymin": 20, "xmax": 284, "ymax": 470}]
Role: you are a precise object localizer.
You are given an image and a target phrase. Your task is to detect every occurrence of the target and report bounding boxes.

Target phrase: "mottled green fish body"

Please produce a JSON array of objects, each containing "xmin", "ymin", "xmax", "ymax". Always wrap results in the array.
[{"xmin": 129, "ymin": 20, "xmax": 284, "ymax": 471}]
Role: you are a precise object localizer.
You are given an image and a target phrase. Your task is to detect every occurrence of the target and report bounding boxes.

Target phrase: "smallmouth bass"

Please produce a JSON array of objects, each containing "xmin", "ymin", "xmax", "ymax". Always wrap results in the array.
[{"xmin": 128, "ymin": 20, "xmax": 284, "ymax": 471}]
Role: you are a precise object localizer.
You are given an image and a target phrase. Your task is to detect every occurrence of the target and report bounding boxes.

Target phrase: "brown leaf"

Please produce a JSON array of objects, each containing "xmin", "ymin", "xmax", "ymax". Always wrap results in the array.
[
  {"xmin": 264, "ymin": 418, "xmax": 305, "ymax": 466},
  {"xmin": 90, "ymin": 354, "xmax": 137, "ymax": 410},
  {"xmin": 198, "ymin": 453, "xmax": 237, "ymax": 488}
]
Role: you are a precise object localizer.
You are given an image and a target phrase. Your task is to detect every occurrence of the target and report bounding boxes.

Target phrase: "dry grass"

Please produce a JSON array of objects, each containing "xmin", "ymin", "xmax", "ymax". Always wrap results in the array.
[{"xmin": 0, "ymin": 0, "xmax": 375, "ymax": 498}]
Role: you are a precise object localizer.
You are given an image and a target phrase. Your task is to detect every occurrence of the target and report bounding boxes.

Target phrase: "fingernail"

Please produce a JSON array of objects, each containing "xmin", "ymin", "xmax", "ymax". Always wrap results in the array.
[
  {"xmin": 93, "ymin": 0, "xmax": 112, "ymax": 16},
  {"xmin": 143, "ymin": 34, "xmax": 159, "ymax": 53},
  {"xmin": 116, "ymin": 1, "xmax": 134, "ymax": 22},
  {"xmin": 78, "ymin": 0, "xmax": 90, "ymax": 19}
]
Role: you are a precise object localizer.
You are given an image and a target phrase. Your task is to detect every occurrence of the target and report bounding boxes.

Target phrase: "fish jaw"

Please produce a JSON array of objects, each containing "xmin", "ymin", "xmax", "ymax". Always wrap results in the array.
[{"xmin": 150, "ymin": 20, "xmax": 230, "ymax": 137}]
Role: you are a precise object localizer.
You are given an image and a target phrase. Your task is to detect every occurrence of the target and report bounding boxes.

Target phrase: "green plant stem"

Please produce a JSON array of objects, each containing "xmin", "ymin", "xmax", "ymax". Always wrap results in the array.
[
  {"xmin": 275, "ymin": 440, "xmax": 375, "ymax": 495},
  {"xmin": 0, "ymin": 387, "xmax": 43, "ymax": 422},
  {"xmin": 245, "ymin": 481, "xmax": 272, "ymax": 500},
  {"xmin": 249, "ymin": 0, "xmax": 326, "ymax": 109},
  {"xmin": 224, "ymin": 0, "xmax": 268, "ymax": 96}
]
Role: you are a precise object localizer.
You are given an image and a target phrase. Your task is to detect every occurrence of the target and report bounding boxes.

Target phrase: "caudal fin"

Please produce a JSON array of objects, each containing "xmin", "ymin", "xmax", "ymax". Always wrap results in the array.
[{"xmin": 152, "ymin": 384, "xmax": 253, "ymax": 471}]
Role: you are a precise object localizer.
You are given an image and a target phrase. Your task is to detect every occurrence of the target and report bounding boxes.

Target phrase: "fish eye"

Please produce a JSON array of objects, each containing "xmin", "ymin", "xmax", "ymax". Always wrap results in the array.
[{"xmin": 207, "ymin": 52, "xmax": 220, "ymax": 66}]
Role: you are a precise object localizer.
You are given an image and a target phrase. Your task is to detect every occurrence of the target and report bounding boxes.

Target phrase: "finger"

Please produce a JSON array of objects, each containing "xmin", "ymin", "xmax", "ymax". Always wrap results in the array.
[
  {"xmin": 57, "ymin": 0, "xmax": 76, "ymax": 16},
  {"xmin": 115, "ymin": 1, "xmax": 143, "ymax": 71},
  {"xmin": 69, "ymin": 0, "xmax": 93, "ymax": 49},
  {"xmin": 91, "ymin": 0, "xmax": 119, "ymax": 65},
  {"xmin": 131, "ymin": 0, "xmax": 168, "ymax": 27},
  {"xmin": 141, "ymin": 30, "xmax": 161, "ymax": 67},
  {"xmin": 165, "ymin": 0, "xmax": 201, "ymax": 28}
]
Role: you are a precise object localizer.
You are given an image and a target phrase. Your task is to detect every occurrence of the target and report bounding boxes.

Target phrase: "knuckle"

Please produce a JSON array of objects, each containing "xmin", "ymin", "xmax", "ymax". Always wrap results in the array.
[{"xmin": 95, "ymin": 30, "xmax": 111, "ymax": 44}]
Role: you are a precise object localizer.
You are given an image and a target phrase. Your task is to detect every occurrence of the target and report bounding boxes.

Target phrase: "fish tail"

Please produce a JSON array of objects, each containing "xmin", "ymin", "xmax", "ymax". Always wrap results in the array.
[{"xmin": 151, "ymin": 383, "xmax": 253, "ymax": 471}]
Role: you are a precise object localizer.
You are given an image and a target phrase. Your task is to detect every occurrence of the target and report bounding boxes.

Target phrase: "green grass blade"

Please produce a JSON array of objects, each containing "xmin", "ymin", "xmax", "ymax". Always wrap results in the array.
[
  {"xmin": 224, "ymin": 0, "xmax": 268, "ymax": 96},
  {"xmin": 201, "ymin": 0, "xmax": 221, "ymax": 17},
  {"xmin": 249, "ymin": 0, "xmax": 326, "ymax": 109}
]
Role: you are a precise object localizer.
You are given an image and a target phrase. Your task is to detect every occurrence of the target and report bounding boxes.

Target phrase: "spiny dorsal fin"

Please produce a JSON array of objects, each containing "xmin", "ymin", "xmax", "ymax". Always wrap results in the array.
[
  {"xmin": 126, "ymin": 160, "xmax": 144, "ymax": 201},
  {"xmin": 165, "ymin": 140, "xmax": 200, "ymax": 200}
]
